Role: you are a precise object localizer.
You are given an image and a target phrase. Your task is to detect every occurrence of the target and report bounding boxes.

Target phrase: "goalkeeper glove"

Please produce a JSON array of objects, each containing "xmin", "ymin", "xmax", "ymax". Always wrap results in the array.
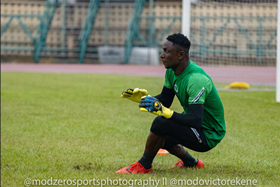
[
  {"xmin": 121, "ymin": 88, "xmax": 148, "ymax": 103},
  {"xmin": 139, "ymin": 96, "xmax": 174, "ymax": 118}
]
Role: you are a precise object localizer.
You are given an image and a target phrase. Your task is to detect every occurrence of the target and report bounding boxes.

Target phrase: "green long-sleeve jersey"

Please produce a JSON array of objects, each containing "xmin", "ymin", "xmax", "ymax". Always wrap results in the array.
[{"xmin": 164, "ymin": 61, "xmax": 226, "ymax": 148}]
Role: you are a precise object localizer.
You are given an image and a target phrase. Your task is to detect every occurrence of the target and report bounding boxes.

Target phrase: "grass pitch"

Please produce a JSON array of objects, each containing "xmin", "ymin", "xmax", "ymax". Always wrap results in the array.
[{"xmin": 1, "ymin": 72, "xmax": 280, "ymax": 187}]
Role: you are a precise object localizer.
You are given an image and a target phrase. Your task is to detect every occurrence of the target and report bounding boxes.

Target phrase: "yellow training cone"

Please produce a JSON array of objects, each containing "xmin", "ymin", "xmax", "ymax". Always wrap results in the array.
[{"xmin": 224, "ymin": 82, "xmax": 250, "ymax": 90}]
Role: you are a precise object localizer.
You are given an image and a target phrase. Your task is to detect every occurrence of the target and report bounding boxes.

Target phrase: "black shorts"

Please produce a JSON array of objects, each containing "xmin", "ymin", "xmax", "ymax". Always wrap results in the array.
[{"xmin": 150, "ymin": 116, "xmax": 212, "ymax": 152}]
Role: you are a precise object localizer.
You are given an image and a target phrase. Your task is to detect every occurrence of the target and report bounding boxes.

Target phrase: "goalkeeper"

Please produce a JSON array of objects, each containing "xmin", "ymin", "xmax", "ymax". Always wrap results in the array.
[{"xmin": 116, "ymin": 33, "xmax": 226, "ymax": 174}]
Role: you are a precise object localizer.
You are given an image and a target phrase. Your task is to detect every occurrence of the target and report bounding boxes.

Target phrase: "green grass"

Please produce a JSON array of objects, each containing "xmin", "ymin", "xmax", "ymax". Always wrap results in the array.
[{"xmin": 1, "ymin": 72, "xmax": 280, "ymax": 187}]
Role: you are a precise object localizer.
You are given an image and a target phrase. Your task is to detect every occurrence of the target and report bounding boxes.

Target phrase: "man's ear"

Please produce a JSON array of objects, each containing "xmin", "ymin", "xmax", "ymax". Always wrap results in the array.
[{"xmin": 178, "ymin": 51, "xmax": 186, "ymax": 60}]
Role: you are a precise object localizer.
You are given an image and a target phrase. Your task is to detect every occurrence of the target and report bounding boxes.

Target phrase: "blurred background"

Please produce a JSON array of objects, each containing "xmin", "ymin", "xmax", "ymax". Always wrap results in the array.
[{"xmin": 0, "ymin": 0, "xmax": 277, "ymax": 66}]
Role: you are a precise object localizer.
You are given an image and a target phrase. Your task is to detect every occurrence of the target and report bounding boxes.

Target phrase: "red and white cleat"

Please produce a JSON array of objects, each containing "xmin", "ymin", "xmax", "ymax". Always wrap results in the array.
[{"xmin": 115, "ymin": 162, "xmax": 152, "ymax": 174}]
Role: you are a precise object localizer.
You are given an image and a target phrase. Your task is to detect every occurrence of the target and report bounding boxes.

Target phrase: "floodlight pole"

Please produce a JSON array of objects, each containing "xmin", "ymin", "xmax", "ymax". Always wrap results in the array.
[
  {"xmin": 277, "ymin": 0, "xmax": 280, "ymax": 102},
  {"xmin": 181, "ymin": 0, "xmax": 191, "ymax": 38}
]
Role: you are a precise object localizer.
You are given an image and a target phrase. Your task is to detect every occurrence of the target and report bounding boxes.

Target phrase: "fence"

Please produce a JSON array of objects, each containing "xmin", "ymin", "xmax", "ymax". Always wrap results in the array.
[{"xmin": 0, "ymin": 0, "xmax": 277, "ymax": 66}]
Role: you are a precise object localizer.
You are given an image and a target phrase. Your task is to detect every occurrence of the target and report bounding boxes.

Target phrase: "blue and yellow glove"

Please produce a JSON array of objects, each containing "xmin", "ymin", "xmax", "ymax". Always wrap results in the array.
[
  {"xmin": 121, "ymin": 88, "xmax": 148, "ymax": 103},
  {"xmin": 139, "ymin": 96, "xmax": 174, "ymax": 118}
]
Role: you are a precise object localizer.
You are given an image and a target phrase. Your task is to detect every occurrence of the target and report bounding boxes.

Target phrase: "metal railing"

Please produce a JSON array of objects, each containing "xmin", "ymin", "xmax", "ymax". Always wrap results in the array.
[{"xmin": 1, "ymin": 0, "xmax": 277, "ymax": 65}]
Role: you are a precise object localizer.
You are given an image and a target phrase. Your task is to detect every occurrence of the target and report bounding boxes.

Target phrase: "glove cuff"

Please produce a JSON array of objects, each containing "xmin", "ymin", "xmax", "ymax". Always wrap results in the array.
[{"xmin": 162, "ymin": 107, "xmax": 174, "ymax": 119}]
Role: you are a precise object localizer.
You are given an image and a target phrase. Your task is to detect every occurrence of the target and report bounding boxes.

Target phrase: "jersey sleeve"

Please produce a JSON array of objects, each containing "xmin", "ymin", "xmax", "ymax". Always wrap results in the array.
[
  {"xmin": 187, "ymin": 73, "xmax": 212, "ymax": 104},
  {"xmin": 164, "ymin": 69, "xmax": 173, "ymax": 89}
]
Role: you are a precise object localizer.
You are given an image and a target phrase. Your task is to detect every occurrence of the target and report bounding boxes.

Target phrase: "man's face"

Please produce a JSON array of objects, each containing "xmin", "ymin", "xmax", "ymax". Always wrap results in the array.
[{"xmin": 160, "ymin": 40, "xmax": 180, "ymax": 69}]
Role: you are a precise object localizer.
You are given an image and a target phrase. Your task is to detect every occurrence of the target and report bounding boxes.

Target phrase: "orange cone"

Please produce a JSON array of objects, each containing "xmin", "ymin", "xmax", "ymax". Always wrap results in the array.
[{"xmin": 157, "ymin": 149, "xmax": 169, "ymax": 155}]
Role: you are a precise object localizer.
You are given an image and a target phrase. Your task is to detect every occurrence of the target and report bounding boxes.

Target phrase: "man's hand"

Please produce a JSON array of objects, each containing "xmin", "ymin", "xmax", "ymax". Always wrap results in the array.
[
  {"xmin": 121, "ymin": 88, "xmax": 148, "ymax": 103},
  {"xmin": 139, "ymin": 96, "xmax": 174, "ymax": 118}
]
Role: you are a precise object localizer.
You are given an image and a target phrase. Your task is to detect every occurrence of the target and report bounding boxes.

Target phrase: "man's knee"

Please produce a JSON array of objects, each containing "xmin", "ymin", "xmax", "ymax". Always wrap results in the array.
[{"xmin": 150, "ymin": 116, "xmax": 169, "ymax": 136}]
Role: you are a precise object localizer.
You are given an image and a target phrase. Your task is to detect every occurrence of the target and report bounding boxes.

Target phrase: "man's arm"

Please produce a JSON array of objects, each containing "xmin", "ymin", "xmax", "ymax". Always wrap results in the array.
[
  {"xmin": 170, "ymin": 73, "xmax": 211, "ymax": 129},
  {"xmin": 170, "ymin": 104, "xmax": 204, "ymax": 129},
  {"xmin": 154, "ymin": 86, "xmax": 175, "ymax": 108},
  {"xmin": 139, "ymin": 97, "xmax": 203, "ymax": 129}
]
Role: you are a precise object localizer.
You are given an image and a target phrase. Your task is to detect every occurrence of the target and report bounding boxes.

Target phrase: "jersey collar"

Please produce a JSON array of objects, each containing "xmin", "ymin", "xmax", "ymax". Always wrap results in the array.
[{"xmin": 173, "ymin": 61, "xmax": 193, "ymax": 79}]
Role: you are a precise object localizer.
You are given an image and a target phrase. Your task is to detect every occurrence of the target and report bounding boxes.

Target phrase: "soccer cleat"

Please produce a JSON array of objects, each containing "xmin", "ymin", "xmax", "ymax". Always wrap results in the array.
[
  {"xmin": 195, "ymin": 159, "xmax": 205, "ymax": 168},
  {"xmin": 171, "ymin": 159, "xmax": 204, "ymax": 168},
  {"xmin": 115, "ymin": 162, "xmax": 152, "ymax": 174},
  {"xmin": 171, "ymin": 160, "xmax": 185, "ymax": 168}
]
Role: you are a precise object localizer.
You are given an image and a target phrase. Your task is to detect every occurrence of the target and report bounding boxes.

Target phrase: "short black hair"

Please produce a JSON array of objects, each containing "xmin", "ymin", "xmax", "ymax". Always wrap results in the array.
[{"xmin": 166, "ymin": 33, "xmax": 191, "ymax": 52}]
